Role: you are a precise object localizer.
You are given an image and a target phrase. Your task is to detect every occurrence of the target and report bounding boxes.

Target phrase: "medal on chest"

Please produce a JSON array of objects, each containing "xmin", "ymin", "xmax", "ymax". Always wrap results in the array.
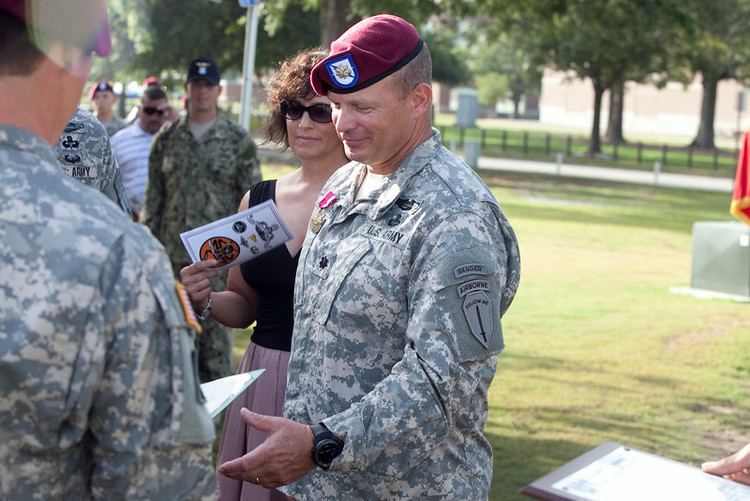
[
  {"xmin": 310, "ymin": 209, "xmax": 325, "ymax": 234},
  {"xmin": 310, "ymin": 191, "xmax": 337, "ymax": 234}
]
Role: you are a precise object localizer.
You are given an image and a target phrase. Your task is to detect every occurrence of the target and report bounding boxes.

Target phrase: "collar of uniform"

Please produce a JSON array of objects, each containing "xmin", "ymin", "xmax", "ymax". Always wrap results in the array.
[
  {"xmin": 365, "ymin": 129, "xmax": 442, "ymax": 220},
  {"xmin": 176, "ymin": 113, "xmax": 226, "ymax": 141},
  {"xmin": 0, "ymin": 124, "xmax": 59, "ymax": 169}
]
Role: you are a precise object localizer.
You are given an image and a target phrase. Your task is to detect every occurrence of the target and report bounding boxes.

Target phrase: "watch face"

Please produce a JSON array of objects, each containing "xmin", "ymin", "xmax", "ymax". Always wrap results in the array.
[{"xmin": 315, "ymin": 439, "xmax": 343, "ymax": 467}]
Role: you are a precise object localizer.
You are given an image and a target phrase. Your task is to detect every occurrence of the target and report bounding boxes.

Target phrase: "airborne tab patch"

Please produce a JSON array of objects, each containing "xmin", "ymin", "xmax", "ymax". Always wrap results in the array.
[{"xmin": 457, "ymin": 279, "xmax": 489, "ymax": 297}]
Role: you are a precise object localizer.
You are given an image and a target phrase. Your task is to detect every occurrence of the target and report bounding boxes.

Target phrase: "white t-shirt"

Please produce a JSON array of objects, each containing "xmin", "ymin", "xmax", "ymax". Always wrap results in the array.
[
  {"xmin": 110, "ymin": 123, "xmax": 155, "ymax": 213},
  {"xmin": 355, "ymin": 169, "xmax": 388, "ymax": 200},
  {"xmin": 189, "ymin": 119, "xmax": 216, "ymax": 140}
]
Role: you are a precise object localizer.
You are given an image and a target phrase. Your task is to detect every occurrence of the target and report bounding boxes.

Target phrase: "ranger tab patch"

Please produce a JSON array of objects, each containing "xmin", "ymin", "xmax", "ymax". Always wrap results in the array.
[{"xmin": 454, "ymin": 263, "xmax": 487, "ymax": 279}]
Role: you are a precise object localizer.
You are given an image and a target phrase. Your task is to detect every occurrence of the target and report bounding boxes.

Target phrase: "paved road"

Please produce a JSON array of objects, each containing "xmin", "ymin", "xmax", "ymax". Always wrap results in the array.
[
  {"xmin": 476, "ymin": 156, "xmax": 734, "ymax": 193},
  {"xmin": 257, "ymin": 146, "xmax": 735, "ymax": 193}
]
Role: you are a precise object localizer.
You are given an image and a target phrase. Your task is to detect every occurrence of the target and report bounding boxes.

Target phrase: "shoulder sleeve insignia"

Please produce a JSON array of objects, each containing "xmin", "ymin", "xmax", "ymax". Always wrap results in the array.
[
  {"xmin": 175, "ymin": 282, "xmax": 202, "ymax": 333},
  {"xmin": 462, "ymin": 291, "xmax": 493, "ymax": 348}
]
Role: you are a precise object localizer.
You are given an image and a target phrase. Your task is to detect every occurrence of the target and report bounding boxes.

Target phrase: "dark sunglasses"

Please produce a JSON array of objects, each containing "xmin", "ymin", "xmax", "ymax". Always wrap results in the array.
[
  {"xmin": 281, "ymin": 101, "xmax": 332, "ymax": 124},
  {"xmin": 142, "ymin": 106, "xmax": 166, "ymax": 116}
]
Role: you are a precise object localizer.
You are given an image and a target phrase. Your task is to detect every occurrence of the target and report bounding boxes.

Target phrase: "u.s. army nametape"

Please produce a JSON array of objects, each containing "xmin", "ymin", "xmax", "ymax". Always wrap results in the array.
[{"xmin": 180, "ymin": 200, "xmax": 293, "ymax": 270}]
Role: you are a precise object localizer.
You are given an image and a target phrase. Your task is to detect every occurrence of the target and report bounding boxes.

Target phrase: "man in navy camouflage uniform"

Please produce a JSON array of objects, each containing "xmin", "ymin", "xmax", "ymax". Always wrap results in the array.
[
  {"xmin": 219, "ymin": 14, "xmax": 520, "ymax": 500},
  {"xmin": 0, "ymin": 1, "xmax": 216, "ymax": 498},
  {"xmin": 142, "ymin": 56, "xmax": 261, "ymax": 383}
]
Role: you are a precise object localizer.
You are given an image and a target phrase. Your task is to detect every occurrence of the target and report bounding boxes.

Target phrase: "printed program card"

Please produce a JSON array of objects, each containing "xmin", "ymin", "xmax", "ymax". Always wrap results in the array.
[{"xmin": 180, "ymin": 200, "xmax": 293, "ymax": 270}]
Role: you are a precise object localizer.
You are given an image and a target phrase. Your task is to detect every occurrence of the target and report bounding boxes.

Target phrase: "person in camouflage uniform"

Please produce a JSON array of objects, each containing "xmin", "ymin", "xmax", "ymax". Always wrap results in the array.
[
  {"xmin": 89, "ymin": 80, "xmax": 127, "ymax": 137},
  {"xmin": 56, "ymin": 106, "xmax": 132, "ymax": 214},
  {"xmin": 219, "ymin": 15, "xmax": 521, "ymax": 500},
  {"xmin": 0, "ymin": 1, "xmax": 216, "ymax": 498},
  {"xmin": 142, "ymin": 56, "xmax": 261, "ymax": 382}
]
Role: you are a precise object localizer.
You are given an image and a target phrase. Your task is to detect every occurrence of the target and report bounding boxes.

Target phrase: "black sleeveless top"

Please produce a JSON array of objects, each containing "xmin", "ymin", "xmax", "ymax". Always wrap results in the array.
[{"xmin": 240, "ymin": 180, "xmax": 299, "ymax": 351}]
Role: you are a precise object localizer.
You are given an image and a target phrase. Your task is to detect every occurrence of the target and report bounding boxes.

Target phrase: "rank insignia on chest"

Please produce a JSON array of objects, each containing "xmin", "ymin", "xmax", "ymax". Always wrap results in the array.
[{"xmin": 310, "ymin": 209, "xmax": 325, "ymax": 234}]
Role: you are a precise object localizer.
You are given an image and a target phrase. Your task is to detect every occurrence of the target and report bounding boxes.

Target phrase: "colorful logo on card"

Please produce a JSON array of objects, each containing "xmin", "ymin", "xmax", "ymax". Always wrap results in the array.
[{"xmin": 199, "ymin": 236, "xmax": 241, "ymax": 265}]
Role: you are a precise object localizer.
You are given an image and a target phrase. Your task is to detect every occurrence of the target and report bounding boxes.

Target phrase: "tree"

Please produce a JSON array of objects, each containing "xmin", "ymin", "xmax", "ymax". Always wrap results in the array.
[
  {"xmin": 462, "ymin": 24, "xmax": 542, "ymax": 119},
  {"xmin": 422, "ymin": 19, "xmax": 471, "ymax": 86},
  {"xmin": 470, "ymin": 0, "xmax": 691, "ymax": 153},
  {"xmin": 680, "ymin": 0, "xmax": 750, "ymax": 149}
]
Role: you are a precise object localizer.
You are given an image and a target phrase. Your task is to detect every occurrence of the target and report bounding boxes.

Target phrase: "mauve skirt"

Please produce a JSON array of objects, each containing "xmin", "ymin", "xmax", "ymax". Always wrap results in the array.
[{"xmin": 216, "ymin": 342, "xmax": 291, "ymax": 501}]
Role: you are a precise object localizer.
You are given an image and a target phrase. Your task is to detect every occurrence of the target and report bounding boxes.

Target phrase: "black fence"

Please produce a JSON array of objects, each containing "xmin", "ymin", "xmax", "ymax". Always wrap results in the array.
[{"xmin": 437, "ymin": 125, "xmax": 738, "ymax": 175}]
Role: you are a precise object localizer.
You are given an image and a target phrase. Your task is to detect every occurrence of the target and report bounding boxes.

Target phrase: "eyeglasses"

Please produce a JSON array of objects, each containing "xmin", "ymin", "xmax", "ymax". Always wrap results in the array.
[
  {"xmin": 142, "ymin": 106, "xmax": 166, "ymax": 116},
  {"xmin": 281, "ymin": 101, "xmax": 332, "ymax": 124}
]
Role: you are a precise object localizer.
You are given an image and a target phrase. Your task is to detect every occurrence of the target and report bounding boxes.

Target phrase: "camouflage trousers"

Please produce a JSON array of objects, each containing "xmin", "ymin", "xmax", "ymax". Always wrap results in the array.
[{"xmin": 177, "ymin": 261, "xmax": 233, "ymax": 383}]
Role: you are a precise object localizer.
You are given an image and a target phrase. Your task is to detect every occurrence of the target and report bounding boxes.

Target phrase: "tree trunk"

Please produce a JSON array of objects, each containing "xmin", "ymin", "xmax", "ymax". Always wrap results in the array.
[
  {"xmin": 320, "ymin": 0, "xmax": 352, "ymax": 46},
  {"xmin": 691, "ymin": 75, "xmax": 719, "ymax": 150},
  {"xmin": 590, "ymin": 81, "xmax": 605, "ymax": 155},
  {"xmin": 512, "ymin": 93, "xmax": 521, "ymax": 119},
  {"xmin": 605, "ymin": 83, "xmax": 625, "ymax": 144}
]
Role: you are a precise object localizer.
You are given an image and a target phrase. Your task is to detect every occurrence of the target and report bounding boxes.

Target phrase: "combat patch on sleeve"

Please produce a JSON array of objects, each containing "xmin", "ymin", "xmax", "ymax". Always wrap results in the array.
[{"xmin": 428, "ymin": 247, "xmax": 505, "ymax": 361}]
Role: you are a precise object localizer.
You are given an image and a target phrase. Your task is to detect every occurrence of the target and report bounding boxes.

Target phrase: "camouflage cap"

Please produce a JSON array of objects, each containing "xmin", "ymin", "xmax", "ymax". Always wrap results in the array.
[
  {"xmin": 0, "ymin": 0, "xmax": 111, "ymax": 57},
  {"xmin": 310, "ymin": 14, "xmax": 423, "ymax": 95}
]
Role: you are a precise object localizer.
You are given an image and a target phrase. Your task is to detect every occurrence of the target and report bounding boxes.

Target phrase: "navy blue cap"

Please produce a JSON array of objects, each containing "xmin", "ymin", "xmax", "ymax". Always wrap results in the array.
[{"xmin": 186, "ymin": 57, "xmax": 220, "ymax": 86}]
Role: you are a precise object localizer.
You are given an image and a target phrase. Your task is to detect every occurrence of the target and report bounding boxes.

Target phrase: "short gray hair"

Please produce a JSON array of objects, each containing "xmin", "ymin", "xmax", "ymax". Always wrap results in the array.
[{"xmin": 392, "ymin": 42, "xmax": 432, "ymax": 98}]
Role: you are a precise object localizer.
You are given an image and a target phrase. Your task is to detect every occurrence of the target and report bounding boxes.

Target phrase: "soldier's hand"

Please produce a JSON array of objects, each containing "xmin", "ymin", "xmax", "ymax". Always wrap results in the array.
[
  {"xmin": 218, "ymin": 408, "xmax": 315, "ymax": 489},
  {"xmin": 703, "ymin": 443, "xmax": 750, "ymax": 485},
  {"xmin": 179, "ymin": 260, "xmax": 220, "ymax": 308}
]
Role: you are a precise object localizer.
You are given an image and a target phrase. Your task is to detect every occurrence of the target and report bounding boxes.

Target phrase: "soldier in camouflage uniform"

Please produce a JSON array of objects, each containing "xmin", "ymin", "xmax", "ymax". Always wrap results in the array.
[
  {"xmin": 219, "ymin": 15, "xmax": 521, "ymax": 500},
  {"xmin": 0, "ymin": 1, "xmax": 216, "ymax": 498},
  {"xmin": 56, "ymin": 106, "xmax": 132, "ymax": 214},
  {"xmin": 89, "ymin": 81, "xmax": 128, "ymax": 137},
  {"xmin": 142, "ymin": 56, "xmax": 261, "ymax": 382}
]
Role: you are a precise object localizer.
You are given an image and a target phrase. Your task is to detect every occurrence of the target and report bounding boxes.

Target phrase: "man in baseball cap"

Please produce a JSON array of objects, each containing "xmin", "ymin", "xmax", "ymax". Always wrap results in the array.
[
  {"xmin": 219, "ymin": 14, "xmax": 521, "ymax": 500},
  {"xmin": 0, "ymin": 1, "xmax": 217, "ymax": 498},
  {"xmin": 186, "ymin": 56, "xmax": 221, "ymax": 86}
]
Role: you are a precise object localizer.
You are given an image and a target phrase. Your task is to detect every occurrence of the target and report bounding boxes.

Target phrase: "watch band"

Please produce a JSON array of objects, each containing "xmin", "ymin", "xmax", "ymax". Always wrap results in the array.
[
  {"xmin": 196, "ymin": 291, "xmax": 212, "ymax": 321},
  {"xmin": 311, "ymin": 422, "xmax": 344, "ymax": 470}
]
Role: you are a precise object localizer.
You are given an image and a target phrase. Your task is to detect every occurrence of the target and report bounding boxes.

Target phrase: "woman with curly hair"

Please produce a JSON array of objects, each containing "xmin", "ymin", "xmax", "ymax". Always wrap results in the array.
[{"xmin": 180, "ymin": 48, "xmax": 348, "ymax": 501}]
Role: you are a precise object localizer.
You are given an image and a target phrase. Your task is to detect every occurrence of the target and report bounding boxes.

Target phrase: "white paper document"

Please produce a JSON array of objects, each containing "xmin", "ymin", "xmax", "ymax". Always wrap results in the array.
[
  {"xmin": 200, "ymin": 369, "xmax": 265, "ymax": 418},
  {"xmin": 552, "ymin": 445, "xmax": 750, "ymax": 501},
  {"xmin": 180, "ymin": 200, "xmax": 293, "ymax": 270}
]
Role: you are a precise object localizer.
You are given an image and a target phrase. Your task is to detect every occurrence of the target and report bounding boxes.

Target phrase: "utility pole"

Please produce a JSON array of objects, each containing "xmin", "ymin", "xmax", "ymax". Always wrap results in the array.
[{"xmin": 239, "ymin": 0, "xmax": 261, "ymax": 132}]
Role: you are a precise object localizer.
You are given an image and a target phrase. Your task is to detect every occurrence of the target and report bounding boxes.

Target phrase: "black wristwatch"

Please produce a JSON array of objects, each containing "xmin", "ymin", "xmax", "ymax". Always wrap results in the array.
[{"xmin": 310, "ymin": 422, "xmax": 344, "ymax": 470}]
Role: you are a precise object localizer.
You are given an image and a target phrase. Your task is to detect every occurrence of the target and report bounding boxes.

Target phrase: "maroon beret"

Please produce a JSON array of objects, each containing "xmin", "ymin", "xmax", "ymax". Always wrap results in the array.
[
  {"xmin": 0, "ymin": 0, "xmax": 111, "ymax": 57},
  {"xmin": 310, "ymin": 14, "xmax": 423, "ymax": 95},
  {"xmin": 88, "ymin": 80, "xmax": 114, "ymax": 101}
]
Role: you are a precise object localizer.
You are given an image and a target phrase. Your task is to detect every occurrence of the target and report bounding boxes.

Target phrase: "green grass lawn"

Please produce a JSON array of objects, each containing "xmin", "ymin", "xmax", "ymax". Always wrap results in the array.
[
  {"xmin": 234, "ymin": 164, "xmax": 750, "ymax": 499},
  {"xmin": 483, "ymin": 171, "xmax": 750, "ymax": 499}
]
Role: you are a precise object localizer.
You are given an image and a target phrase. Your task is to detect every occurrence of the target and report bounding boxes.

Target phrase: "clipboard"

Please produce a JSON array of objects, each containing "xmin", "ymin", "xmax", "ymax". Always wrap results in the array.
[
  {"xmin": 521, "ymin": 441, "xmax": 750, "ymax": 501},
  {"xmin": 200, "ymin": 369, "xmax": 265, "ymax": 418}
]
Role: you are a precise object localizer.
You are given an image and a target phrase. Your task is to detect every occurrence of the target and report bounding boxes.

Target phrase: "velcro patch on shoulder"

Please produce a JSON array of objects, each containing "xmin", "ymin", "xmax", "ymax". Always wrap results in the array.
[
  {"xmin": 462, "ymin": 291, "xmax": 493, "ymax": 348},
  {"xmin": 457, "ymin": 279, "xmax": 490, "ymax": 297},
  {"xmin": 175, "ymin": 282, "xmax": 202, "ymax": 334},
  {"xmin": 454, "ymin": 263, "xmax": 487, "ymax": 279}
]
